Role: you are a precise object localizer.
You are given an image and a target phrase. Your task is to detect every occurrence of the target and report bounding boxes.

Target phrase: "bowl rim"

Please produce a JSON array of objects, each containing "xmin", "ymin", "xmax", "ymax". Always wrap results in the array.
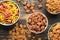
[
  {"xmin": 26, "ymin": 12, "xmax": 48, "ymax": 34},
  {"xmin": 0, "ymin": 0, "xmax": 20, "ymax": 26},
  {"xmin": 48, "ymin": 22, "xmax": 60, "ymax": 40},
  {"xmin": 46, "ymin": 0, "xmax": 60, "ymax": 15},
  {"xmin": 46, "ymin": 8, "xmax": 60, "ymax": 15}
]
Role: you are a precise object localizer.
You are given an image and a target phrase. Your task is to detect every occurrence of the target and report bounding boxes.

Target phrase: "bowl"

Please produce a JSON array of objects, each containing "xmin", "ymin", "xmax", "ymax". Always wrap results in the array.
[
  {"xmin": 0, "ymin": 0, "xmax": 20, "ymax": 26},
  {"xmin": 48, "ymin": 22, "xmax": 60, "ymax": 40},
  {"xmin": 46, "ymin": 0, "xmax": 60, "ymax": 15},
  {"xmin": 27, "ymin": 12, "xmax": 48, "ymax": 34}
]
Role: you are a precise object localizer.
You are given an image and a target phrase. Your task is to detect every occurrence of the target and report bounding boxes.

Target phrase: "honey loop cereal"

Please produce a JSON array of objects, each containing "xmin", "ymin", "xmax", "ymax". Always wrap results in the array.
[{"xmin": 46, "ymin": 0, "xmax": 60, "ymax": 14}]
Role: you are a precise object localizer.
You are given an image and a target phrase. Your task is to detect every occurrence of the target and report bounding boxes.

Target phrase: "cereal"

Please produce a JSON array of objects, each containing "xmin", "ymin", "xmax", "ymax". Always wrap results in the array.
[
  {"xmin": 30, "ymin": 7, "xmax": 34, "ymax": 10},
  {"xmin": 8, "ymin": 23, "xmax": 31, "ymax": 40},
  {"xmin": 0, "ymin": 1, "xmax": 19, "ymax": 24},
  {"xmin": 23, "ymin": 1, "xmax": 36, "ymax": 13},
  {"xmin": 8, "ymin": 39, "xmax": 11, "ymax": 40},
  {"xmin": 31, "ymin": 9, "xmax": 36, "ymax": 13},
  {"xmin": 49, "ymin": 23, "xmax": 60, "ymax": 40},
  {"xmin": 26, "ymin": 3, "xmax": 31, "ymax": 7},
  {"xmin": 28, "ymin": 35, "xmax": 31, "ymax": 38},
  {"xmin": 17, "ymin": 0, "xmax": 20, "ymax": 3},
  {"xmin": 38, "ymin": 38, "xmax": 42, "ymax": 40},
  {"xmin": 26, "ymin": 9, "xmax": 30, "ymax": 13},
  {"xmin": 38, "ymin": 4, "xmax": 42, "ymax": 9},
  {"xmin": 23, "ymin": 2, "xmax": 27, "ymax": 6},
  {"xmin": 24, "ymin": 6, "xmax": 28, "ymax": 10},
  {"xmin": 31, "ymin": 3, "xmax": 35, "ymax": 7},
  {"xmin": 27, "ymin": 12, "xmax": 48, "ymax": 33},
  {"xmin": 32, "ymin": 36, "xmax": 35, "ymax": 39},
  {"xmin": 39, "ymin": 0, "xmax": 43, "ymax": 2},
  {"xmin": 46, "ymin": 0, "xmax": 60, "ymax": 14}
]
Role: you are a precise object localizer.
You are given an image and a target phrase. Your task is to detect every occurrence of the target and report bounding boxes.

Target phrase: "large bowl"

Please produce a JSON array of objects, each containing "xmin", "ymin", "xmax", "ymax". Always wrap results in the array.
[
  {"xmin": 0, "ymin": 0, "xmax": 20, "ymax": 26},
  {"xmin": 27, "ymin": 12, "xmax": 48, "ymax": 34}
]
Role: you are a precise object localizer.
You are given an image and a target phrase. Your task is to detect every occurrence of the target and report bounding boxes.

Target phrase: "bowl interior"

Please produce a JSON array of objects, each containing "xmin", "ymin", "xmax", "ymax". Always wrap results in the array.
[
  {"xmin": 0, "ymin": 0, "xmax": 20, "ymax": 26},
  {"xmin": 27, "ymin": 12, "xmax": 48, "ymax": 34}
]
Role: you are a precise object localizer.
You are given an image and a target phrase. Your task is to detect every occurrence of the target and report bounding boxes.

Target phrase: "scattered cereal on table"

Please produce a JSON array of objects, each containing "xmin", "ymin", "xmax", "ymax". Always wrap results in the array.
[
  {"xmin": 17, "ymin": 0, "xmax": 21, "ymax": 3},
  {"xmin": 23, "ymin": 1, "xmax": 36, "ymax": 13},
  {"xmin": 38, "ymin": 4, "xmax": 42, "ymax": 9},
  {"xmin": 8, "ymin": 23, "xmax": 31, "ymax": 40}
]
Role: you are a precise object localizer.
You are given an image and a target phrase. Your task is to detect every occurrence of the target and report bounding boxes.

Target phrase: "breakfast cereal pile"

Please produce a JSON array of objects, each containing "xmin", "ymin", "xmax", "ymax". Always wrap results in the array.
[
  {"xmin": 28, "ymin": 12, "xmax": 48, "ymax": 33},
  {"xmin": 49, "ymin": 23, "xmax": 60, "ymax": 40},
  {"xmin": 0, "ymin": 1, "xmax": 19, "ymax": 24},
  {"xmin": 46, "ymin": 0, "xmax": 60, "ymax": 14}
]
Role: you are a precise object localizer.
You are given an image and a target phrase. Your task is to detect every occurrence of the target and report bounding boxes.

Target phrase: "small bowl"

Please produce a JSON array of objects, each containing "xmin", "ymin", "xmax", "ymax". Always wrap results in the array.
[
  {"xmin": 27, "ymin": 12, "xmax": 48, "ymax": 34},
  {"xmin": 48, "ymin": 22, "xmax": 60, "ymax": 40},
  {"xmin": 0, "ymin": 0, "xmax": 20, "ymax": 26}
]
